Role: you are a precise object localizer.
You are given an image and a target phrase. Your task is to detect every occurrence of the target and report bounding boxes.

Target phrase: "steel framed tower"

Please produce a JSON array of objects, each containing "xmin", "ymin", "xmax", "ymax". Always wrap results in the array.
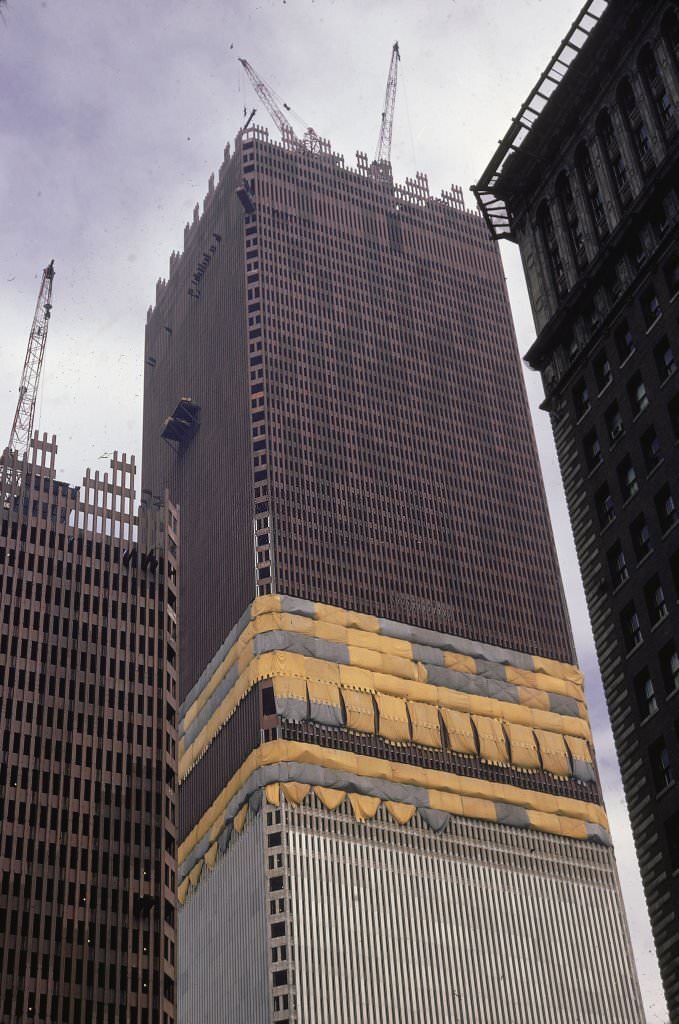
[{"xmin": 143, "ymin": 126, "xmax": 644, "ymax": 1022}]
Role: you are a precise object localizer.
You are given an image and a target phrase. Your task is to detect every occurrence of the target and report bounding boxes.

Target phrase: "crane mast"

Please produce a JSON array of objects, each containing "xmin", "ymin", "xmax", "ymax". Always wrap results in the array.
[
  {"xmin": 3, "ymin": 260, "xmax": 55, "ymax": 494},
  {"xmin": 375, "ymin": 42, "xmax": 400, "ymax": 165}
]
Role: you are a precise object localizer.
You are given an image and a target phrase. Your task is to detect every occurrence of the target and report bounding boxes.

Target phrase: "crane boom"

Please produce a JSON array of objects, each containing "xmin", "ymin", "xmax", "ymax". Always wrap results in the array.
[
  {"xmin": 7, "ymin": 260, "xmax": 55, "ymax": 461},
  {"xmin": 238, "ymin": 57, "xmax": 321, "ymax": 150},
  {"xmin": 375, "ymin": 42, "xmax": 400, "ymax": 164},
  {"xmin": 238, "ymin": 58, "xmax": 297, "ymax": 143}
]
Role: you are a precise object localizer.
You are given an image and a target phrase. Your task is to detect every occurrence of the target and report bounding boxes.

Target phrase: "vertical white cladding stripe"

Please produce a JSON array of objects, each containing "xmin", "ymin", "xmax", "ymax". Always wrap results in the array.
[{"xmin": 282, "ymin": 797, "xmax": 644, "ymax": 1024}]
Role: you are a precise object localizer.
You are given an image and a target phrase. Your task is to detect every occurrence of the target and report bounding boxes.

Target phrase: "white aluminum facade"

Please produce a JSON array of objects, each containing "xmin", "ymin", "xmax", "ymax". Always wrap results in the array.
[{"xmin": 179, "ymin": 794, "xmax": 645, "ymax": 1023}]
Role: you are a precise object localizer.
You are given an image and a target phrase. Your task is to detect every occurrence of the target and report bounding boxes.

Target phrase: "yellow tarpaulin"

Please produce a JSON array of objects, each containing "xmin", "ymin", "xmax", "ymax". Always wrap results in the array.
[
  {"xmin": 233, "ymin": 804, "xmax": 248, "ymax": 833},
  {"xmin": 264, "ymin": 783, "xmax": 280, "ymax": 807},
  {"xmin": 349, "ymin": 793, "xmax": 381, "ymax": 821},
  {"xmin": 440, "ymin": 707, "xmax": 477, "ymax": 755},
  {"xmin": 385, "ymin": 801, "xmax": 416, "ymax": 825},
  {"xmin": 518, "ymin": 687, "xmax": 551, "ymax": 712},
  {"xmin": 307, "ymin": 677, "xmax": 342, "ymax": 708},
  {"xmin": 460, "ymin": 795, "xmax": 497, "ymax": 821},
  {"xmin": 442, "ymin": 650, "xmax": 477, "ymax": 674},
  {"xmin": 314, "ymin": 786, "xmax": 346, "ymax": 810},
  {"xmin": 535, "ymin": 729, "xmax": 571, "ymax": 776},
  {"xmin": 408, "ymin": 701, "xmax": 443, "ymax": 748},
  {"xmin": 251, "ymin": 594, "xmax": 282, "ymax": 617},
  {"xmin": 178, "ymin": 739, "xmax": 610, "ymax": 868},
  {"xmin": 177, "ymin": 878, "xmax": 190, "ymax": 905},
  {"xmin": 565, "ymin": 735, "xmax": 592, "ymax": 764},
  {"xmin": 272, "ymin": 675, "xmax": 308, "ymax": 702},
  {"xmin": 505, "ymin": 721, "xmax": 540, "ymax": 770},
  {"xmin": 533, "ymin": 655, "xmax": 584, "ymax": 687},
  {"xmin": 472, "ymin": 715, "xmax": 509, "ymax": 763},
  {"xmin": 314, "ymin": 603, "xmax": 379, "ymax": 633},
  {"xmin": 375, "ymin": 692, "xmax": 411, "ymax": 743},
  {"xmin": 343, "ymin": 688, "xmax": 376, "ymax": 733},
  {"xmin": 281, "ymin": 781, "xmax": 310, "ymax": 805}
]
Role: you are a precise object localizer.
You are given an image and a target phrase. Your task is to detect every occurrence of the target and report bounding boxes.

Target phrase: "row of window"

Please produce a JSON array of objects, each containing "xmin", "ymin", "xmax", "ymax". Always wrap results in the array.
[
  {"xmin": 575, "ymin": 329, "xmax": 676, "ymax": 422},
  {"xmin": 537, "ymin": 12, "xmax": 679, "ymax": 304},
  {"xmin": 620, "ymin": 566, "xmax": 679, "ymax": 655},
  {"xmin": 0, "ymin": 989, "xmax": 174, "ymax": 1024}
]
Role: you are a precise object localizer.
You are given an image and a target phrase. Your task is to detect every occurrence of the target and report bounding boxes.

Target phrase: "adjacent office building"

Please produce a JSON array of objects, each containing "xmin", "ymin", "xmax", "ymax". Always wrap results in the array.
[
  {"xmin": 474, "ymin": 0, "xmax": 679, "ymax": 1017},
  {"xmin": 144, "ymin": 125, "xmax": 645, "ymax": 1021},
  {"xmin": 0, "ymin": 438, "xmax": 178, "ymax": 1023}
]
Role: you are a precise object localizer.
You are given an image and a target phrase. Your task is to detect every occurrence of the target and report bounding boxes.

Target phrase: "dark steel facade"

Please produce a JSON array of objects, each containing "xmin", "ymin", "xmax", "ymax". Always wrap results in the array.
[
  {"xmin": 0, "ymin": 436, "xmax": 178, "ymax": 1024},
  {"xmin": 143, "ymin": 129, "xmax": 574, "ymax": 702},
  {"xmin": 149, "ymin": 125, "xmax": 645, "ymax": 1022},
  {"xmin": 475, "ymin": 1, "xmax": 679, "ymax": 1016}
]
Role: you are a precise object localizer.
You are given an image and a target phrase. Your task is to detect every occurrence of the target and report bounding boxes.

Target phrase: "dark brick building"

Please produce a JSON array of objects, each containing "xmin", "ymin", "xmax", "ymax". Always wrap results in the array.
[
  {"xmin": 475, "ymin": 0, "xmax": 679, "ymax": 1016},
  {"xmin": 0, "ymin": 436, "xmax": 178, "ymax": 1024}
]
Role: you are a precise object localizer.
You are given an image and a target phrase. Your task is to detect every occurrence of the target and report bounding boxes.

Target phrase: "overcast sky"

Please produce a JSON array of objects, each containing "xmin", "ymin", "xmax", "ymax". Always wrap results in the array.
[{"xmin": 0, "ymin": 0, "xmax": 668, "ymax": 1018}]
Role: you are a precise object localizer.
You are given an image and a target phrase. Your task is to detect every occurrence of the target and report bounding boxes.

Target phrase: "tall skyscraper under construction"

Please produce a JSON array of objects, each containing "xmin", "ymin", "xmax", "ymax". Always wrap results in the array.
[{"xmin": 143, "ymin": 125, "xmax": 644, "ymax": 1021}]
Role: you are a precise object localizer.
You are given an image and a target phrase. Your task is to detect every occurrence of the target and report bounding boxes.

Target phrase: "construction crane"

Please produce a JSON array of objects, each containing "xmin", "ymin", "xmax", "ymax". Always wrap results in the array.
[
  {"xmin": 374, "ymin": 42, "xmax": 401, "ymax": 166},
  {"xmin": 3, "ymin": 260, "xmax": 55, "ymax": 489},
  {"xmin": 238, "ymin": 57, "xmax": 321, "ymax": 151}
]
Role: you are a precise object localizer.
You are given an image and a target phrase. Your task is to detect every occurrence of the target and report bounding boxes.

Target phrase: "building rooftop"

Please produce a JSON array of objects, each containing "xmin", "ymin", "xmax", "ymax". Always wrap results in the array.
[{"xmin": 472, "ymin": 0, "xmax": 613, "ymax": 238}]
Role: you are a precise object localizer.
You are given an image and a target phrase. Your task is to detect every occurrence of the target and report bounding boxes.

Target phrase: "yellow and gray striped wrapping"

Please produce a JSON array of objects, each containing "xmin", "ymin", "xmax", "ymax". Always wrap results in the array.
[
  {"xmin": 177, "ymin": 739, "xmax": 610, "ymax": 901},
  {"xmin": 178, "ymin": 595, "xmax": 605, "ymax": 894},
  {"xmin": 180, "ymin": 595, "xmax": 592, "ymax": 777}
]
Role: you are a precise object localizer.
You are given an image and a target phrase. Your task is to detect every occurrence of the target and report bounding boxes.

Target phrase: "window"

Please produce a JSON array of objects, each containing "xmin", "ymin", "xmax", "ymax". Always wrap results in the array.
[
  {"xmin": 617, "ymin": 456, "xmax": 638, "ymax": 501},
  {"xmin": 593, "ymin": 350, "xmax": 613, "ymax": 391},
  {"xmin": 556, "ymin": 172, "xmax": 587, "ymax": 268},
  {"xmin": 665, "ymin": 253, "xmax": 679, "ymax": 298},
  {"xmin": 537, "ymin": 201, "xmax": 567, "ymax": 297},
  {"xmin": 641, "ymin": 287, "xmax": 662, "ymax": 328},
  {"xmin": 584, "ymin": 429, "xmax": 602, "ymax": 471},
  {"xmin": 639, "ymin": 44, "xmax": 675, "ymax": 134},
  {"xmin": 605, "ymin": 401, "xmax": 624, "ymax": 443},
  {"xmin": 634, "ymin": 670, "xmax": 658, "ymax": 719},
  {"xmin": 667, "ymin": 812, "xmax": 679, "ymax": 870},
  {"xmin": 660, "ymin": 642, "xmax": 679, "ymax": 693},
  {"xmin": 631, "ymin": 513, "xmax": 652, "ymax": 561},
  {"xmin": 627, "ymin": 372, "xmax": 649, "ymax": 416},
  {"xmin": 655, "ymin": 484, "xmax": 678, "ymax": 533},
  {"xmin": 670, "ymin": 394, "xmax": 679, "ymax": 440},
  {"xmin": 615, "ymin": 321, "xmax": 635, "ymax": 363},
  {"xmin": 573, "ymin": 379, "xmax": 590, "ymax": 419},
  {"xmin": 651, "ymin": 197, "xmax": 671, "ymax": 240},
  {"xmin": 641, "ymin": 426, "xmax": 662, "ymax": 471},
  {"xmin": 596, "ymin": 483, "xmax": 616, "ymax": 528},
  {"xmin": 607, "ymin": 541, "xmax": 629, "ymax": 587},
  {"xmin": 576, "ymin": 142, "xmax": 608, "ymax": 239},
  {"xmin": 645, "ymin": 576, "xmax": 668, "ymax": 625},
  {"xmin": 654, "ymin": 337, "xmax": 676, "ymax": 382},
  {"xmin": 598, "ymin": 109, "xmax": 630, "ymax": 205},
  {"xmin": 649, "ymin": 737, "xmax": 674, "ymax": 792},
  {"xmin": 621, "ymin": 602, "xmax": 643, "ymax": 652}
]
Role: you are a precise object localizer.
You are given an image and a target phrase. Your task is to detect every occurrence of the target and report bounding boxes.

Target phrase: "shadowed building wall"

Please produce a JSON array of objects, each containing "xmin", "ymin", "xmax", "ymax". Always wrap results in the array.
[{"xmin": 475, "ymin": 1, "xmax": 679, "ymax": 1016}]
